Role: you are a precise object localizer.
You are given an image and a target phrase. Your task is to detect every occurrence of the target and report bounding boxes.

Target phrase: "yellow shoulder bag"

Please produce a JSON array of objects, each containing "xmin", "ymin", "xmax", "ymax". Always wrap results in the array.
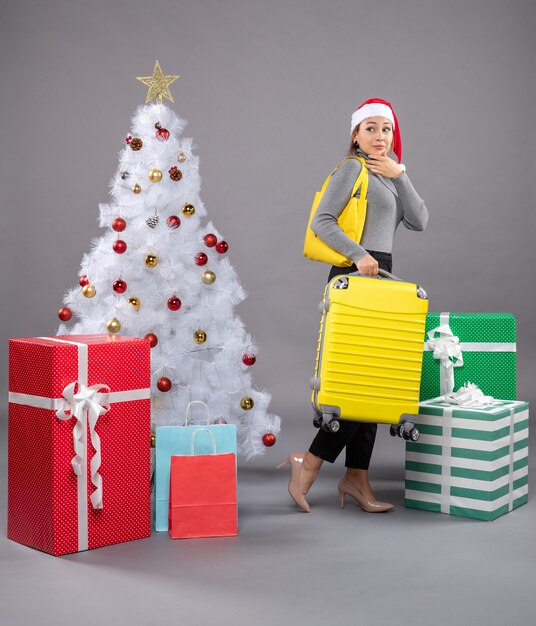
[{"xmin": 303, "ymin": 156, "xmax": 368, "ymax": 267}]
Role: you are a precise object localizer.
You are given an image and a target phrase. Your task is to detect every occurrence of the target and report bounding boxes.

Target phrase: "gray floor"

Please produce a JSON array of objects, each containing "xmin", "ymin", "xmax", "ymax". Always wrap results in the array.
[{"xmin": 1, "ymin": 414, "xmax": 535, "ymax": 626}]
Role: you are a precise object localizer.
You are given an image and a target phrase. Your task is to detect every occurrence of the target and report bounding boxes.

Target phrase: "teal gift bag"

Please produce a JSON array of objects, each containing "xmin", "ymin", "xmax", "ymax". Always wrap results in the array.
[{"xmin": 154, "ymin": 401, "xmax": 237, "ymax": 531}]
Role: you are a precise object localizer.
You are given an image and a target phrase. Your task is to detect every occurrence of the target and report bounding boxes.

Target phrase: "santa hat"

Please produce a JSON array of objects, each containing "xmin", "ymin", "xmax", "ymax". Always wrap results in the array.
[{"xmin": 351, "ymin": 98, "xmax": 402, "ymax": 162}]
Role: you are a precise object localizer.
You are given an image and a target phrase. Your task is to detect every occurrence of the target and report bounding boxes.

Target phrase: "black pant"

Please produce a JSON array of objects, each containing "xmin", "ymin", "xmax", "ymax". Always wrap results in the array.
[{"xmin": 308, "ymin": 251, "xmax": 393, "ymax": 469}]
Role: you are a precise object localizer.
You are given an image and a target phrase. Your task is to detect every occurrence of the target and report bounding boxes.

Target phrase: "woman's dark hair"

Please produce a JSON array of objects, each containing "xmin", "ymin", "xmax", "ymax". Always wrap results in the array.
[{"xmin": 347, "ymin": 124, "xmax": 360, "ymax": 156}]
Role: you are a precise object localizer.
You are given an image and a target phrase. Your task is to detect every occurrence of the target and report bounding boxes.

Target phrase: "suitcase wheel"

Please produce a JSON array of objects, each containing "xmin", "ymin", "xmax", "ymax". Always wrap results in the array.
[
  {"xmin": 326, "ymin": 419, "xmax": 340, "ymax": 433},
  {"xmin": 389, "ymin": 425, "xmax": 398, "ymax": 437},
  {"xmin": 320, "ymin": 413, "xmax": 340, "ymax": 433},
  {"xmin": 402, "ymin": 429, "xmax": 411, "ymax": 441},
  {"xmin": 397, "ymin": 424, "xmax": 405, "ymax": 438},
  {"xmin": 409, "ymin": 428, "xmax": 420, "ymax": 442},
  {"xmin": 313, "ymin": 415, "xmax": 323, "ymax": 429}
]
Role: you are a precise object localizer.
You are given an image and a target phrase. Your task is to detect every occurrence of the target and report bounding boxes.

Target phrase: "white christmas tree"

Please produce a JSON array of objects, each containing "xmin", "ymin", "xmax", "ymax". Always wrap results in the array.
[{"xmin": 57, "ymin": 61, "xmax": 280, "ymax": 458}]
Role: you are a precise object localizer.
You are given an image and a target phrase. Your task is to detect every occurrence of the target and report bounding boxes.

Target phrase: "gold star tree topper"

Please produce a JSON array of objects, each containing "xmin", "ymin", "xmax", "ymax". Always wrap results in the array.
[{"xmin": 137, "ymin": 60, "xmax": 180, "ymax": 104}]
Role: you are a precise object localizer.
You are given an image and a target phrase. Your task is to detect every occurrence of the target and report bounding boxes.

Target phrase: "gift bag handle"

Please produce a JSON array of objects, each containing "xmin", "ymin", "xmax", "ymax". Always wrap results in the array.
[
  {"xmin": 185, "ymin": 400, "xmax": 210, "ymax": 425},
  {"xmin": 190, "ymin": 428, "xmax": 217, "ymax": 456}
]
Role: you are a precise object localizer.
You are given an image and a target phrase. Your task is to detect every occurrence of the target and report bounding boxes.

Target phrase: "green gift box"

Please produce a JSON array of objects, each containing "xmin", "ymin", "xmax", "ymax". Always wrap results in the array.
[
  {"xmin": 420, "ymin": 312, "xmax": 516, "ymax": 401},
  {"xmin": 405, "ymin": 397, "xmax": 529, "ymax": 521}
]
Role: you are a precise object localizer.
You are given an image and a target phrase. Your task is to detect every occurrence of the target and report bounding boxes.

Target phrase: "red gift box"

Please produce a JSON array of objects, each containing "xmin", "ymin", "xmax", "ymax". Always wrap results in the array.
[{"xmin": 8, "ymin": 335, "xmax": 151, "ymax": 556}]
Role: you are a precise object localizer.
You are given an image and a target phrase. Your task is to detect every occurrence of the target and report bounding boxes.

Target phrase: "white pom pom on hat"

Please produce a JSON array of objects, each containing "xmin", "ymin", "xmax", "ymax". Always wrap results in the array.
[{"xmin": 351, "ymin": 98, "xmax": 402, "ymax": 162}]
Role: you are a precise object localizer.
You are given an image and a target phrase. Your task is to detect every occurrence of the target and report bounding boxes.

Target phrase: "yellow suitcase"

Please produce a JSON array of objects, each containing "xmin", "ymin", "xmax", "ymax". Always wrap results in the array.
[{"xmin": 311, "ymin": 270, "xmax": 428, "ymax": 441}]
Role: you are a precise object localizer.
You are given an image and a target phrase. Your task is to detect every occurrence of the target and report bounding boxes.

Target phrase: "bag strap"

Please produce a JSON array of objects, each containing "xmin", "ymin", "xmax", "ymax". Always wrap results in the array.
[
  {"xmin": 345, "ymin": 156, "xmax": 367, "ymax": 200},
  {"xmin": 353, "ymin": 157, "xmax": 368, "ymax": 200},
  {"xmin": 185, "ymin": 400, "xmax": 210, "ymax": 425},
  {"xmin": 190, "ymin": 428, "xmax": 217, "ymax": 455},
  {"xmin": 323, "ymin": 156, "xmax": 368, "ymax": 199}
]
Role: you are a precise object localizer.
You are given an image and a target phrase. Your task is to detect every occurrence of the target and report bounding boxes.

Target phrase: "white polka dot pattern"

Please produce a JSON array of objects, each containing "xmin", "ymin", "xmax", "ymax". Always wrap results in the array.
[
  {"xmin": 421, "ymin": 313, "xmax": 517, "ymax": 401},
  {"xmin": 7, "ymin": 335, "xmax": 151, "ymax": 556}
]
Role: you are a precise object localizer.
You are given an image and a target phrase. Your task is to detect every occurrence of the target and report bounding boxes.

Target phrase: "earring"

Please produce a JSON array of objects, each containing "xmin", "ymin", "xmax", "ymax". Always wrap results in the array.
[{"xmin": 353, "ymin": 140, "xmax": 359, "ymax": 149}]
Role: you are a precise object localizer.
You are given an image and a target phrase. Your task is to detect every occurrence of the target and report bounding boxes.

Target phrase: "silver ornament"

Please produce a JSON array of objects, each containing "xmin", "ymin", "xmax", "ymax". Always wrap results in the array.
[{"xmin": 146, "ymin": 214, "xmax": 160, "ymax": 228}]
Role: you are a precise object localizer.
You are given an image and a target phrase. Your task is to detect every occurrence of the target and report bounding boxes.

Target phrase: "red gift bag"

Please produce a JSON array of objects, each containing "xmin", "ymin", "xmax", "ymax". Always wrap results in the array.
[{"xmin": 168, "ymin": 428, "xmax": 237, "ymax": 539}]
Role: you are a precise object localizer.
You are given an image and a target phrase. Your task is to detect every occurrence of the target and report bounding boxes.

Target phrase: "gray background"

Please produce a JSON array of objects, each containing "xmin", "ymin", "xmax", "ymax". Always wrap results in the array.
[{"xmin": 1, "ymin": 1, "xmax": 535, "ymax": 625}]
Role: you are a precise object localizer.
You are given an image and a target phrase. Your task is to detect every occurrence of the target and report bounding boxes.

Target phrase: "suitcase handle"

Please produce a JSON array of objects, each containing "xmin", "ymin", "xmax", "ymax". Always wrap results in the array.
[
  {"xmin": 348, "ymin": 269, "xmax": 427, "ymax": 299},
  {"xmin": 349, "ymin": 268, "xmax": 401, "ymax": 281},
  {"xmin": 377, "ymin": 268, "xmax": 400, "ymax": 281}
]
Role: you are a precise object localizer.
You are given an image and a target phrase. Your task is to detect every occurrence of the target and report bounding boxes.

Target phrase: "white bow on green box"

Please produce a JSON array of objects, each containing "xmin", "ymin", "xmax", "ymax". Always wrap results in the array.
[{"xmin": 420, "ymin": 312, "xmax": 516, "ymax": 401}]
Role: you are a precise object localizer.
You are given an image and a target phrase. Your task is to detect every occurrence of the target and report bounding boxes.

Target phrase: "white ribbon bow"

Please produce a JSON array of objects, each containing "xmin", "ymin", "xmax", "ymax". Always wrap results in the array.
[
  {"xmin": 56, "ymin": 381, "xmax": 110, "ymax": 509},
  {"xmin": 427, "ymin": 324, "xmax": 464, "ymax": 395},
  {"xmin": 442, "ymin": 382, "xmax": 494, "ymax": 408}
]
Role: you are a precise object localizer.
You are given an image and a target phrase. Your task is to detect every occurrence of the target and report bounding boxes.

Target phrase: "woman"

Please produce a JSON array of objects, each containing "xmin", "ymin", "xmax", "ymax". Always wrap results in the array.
[{"xmin": 278, "ymin": 98, "xmax": 428, "ymax": 513}]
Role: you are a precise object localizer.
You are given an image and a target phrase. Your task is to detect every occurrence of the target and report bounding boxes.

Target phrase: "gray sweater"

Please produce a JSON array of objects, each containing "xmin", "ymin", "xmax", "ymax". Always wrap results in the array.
[{"xmin": 310, "ymin": 154, "xmax": 428, "ymax": 263}]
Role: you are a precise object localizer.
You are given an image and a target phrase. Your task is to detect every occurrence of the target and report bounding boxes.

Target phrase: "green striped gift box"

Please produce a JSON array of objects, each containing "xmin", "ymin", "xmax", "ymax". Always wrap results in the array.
[
  {"xmin": 405, "ymin": 398, "xmax": 529, "ymax": 521},
  {"xmin": 420, "ymin": 312, "xmax": 516, "ymax": 401}
]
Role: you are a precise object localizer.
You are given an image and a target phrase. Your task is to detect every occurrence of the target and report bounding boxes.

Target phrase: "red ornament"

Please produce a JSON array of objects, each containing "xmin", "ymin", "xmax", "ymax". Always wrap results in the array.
[
  {"xmin": 125, "ymin": 135, "xmax": 132, "ymax": 144},
  {"xmin": 58, "ymin": 307, "xmax": 72, "ymax": 321},
  {"xmin": 113, "ymin": 279, "xmax": 127, "ymax": 293},
  {"xmin": 144, "ymin": 333, "xmax": 158, "ymax": 348},
  {"xmin": 215, "ymin": 241, "xmax": 229, "ymax": 254},
  {"xmin": 204, "ymin": 233, "xmax": 217, "ymax": 248},
  {"xmin": 166, "ymin": 215, "xmax": 181, "ymax": 229},
  {"xmin": 157, "ymin": 377, "xmax": 172, "ymax": 392},
  {"xmin": 112, "ymin": 217, "xmax": 126, "ymax": 232},
  {"xmin": 243, "ymin": 354, "xmax": 257, "ymax": 366},
  {"xmin": 262, "ymin": 433, "xmax": 276, "ymax": 447},
  {"xmin": 112, "ymin": 239, "xmax": 127, "ymax": 254},
  {"xmin": 167, "ymin": 296, "xmax": 182, "ymax": 311},
  {"xmin": 195, "ymin": 252, "xmax": 208, "ymax": 266},
  {"xmin": 155, "ymin": 127, "xmax": 170, "ymax": 141},
  {"xmin": 79, "ymin": 275, "xmax": 89, "ymax": 287}
]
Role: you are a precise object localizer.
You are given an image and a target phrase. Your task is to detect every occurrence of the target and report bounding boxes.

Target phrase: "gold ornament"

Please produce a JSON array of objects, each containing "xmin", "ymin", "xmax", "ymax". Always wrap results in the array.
[
  {"xmin": 150, "ymin": 432, "xmax": 156, "ymax": 448},
  {"xmin": 240, "ymin": 396, "xmax": 255, "ymax": 411},
  {"xmin": 202, "ymin": 270, "xmax": 216, "ymax": 285},
  {"xmin": 128, "ymin": 296, "xmax": 141, "ymax": 310},
  {"xmin": 182, "ymin": 203, "xmax": 195, "ymax": 216},
  {"xmin": 148, "ymin": 168, "xmax": 163, "ymax": 183},
  {"xmin": 106, "ymin": 317, "xmax": 121, "ymax": 333},
  {"xmin": 194, "ymin": 330, "xmax": 207, "ymax": 344},
  {"xmin": 82, "ymin": 284, "xmax": 96, "ymax": 298},
  {"xmin": 132, "ymin": 183, "xmax": 142, "ymax": 194},
  {"xmin": 136, "ymin": 60, "xmax": 180, "ymax": 105},
  {"xmin": 145, "ymin": 253, "xmax": 158, "ymax": 268},
  {"xmin": 178, "ymin": 152, "xmax": 186, "ymax": 163}
]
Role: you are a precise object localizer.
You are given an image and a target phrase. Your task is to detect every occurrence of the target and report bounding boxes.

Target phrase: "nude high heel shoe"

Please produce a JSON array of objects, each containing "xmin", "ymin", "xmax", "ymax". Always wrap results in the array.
[
  {"xmin": 276, "ymin": 451, "xmax": 311, "ymax": 513},
  {"xmin": 338, "ymin": 476, "xmax": 394, "ymax": 513}
]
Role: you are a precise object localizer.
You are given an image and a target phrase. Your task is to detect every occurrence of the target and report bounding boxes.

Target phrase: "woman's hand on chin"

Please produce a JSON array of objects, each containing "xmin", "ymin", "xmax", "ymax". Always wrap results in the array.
[{"xmin": 365, "ymin": 154, "xmax": 405, "ymax": 179}]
